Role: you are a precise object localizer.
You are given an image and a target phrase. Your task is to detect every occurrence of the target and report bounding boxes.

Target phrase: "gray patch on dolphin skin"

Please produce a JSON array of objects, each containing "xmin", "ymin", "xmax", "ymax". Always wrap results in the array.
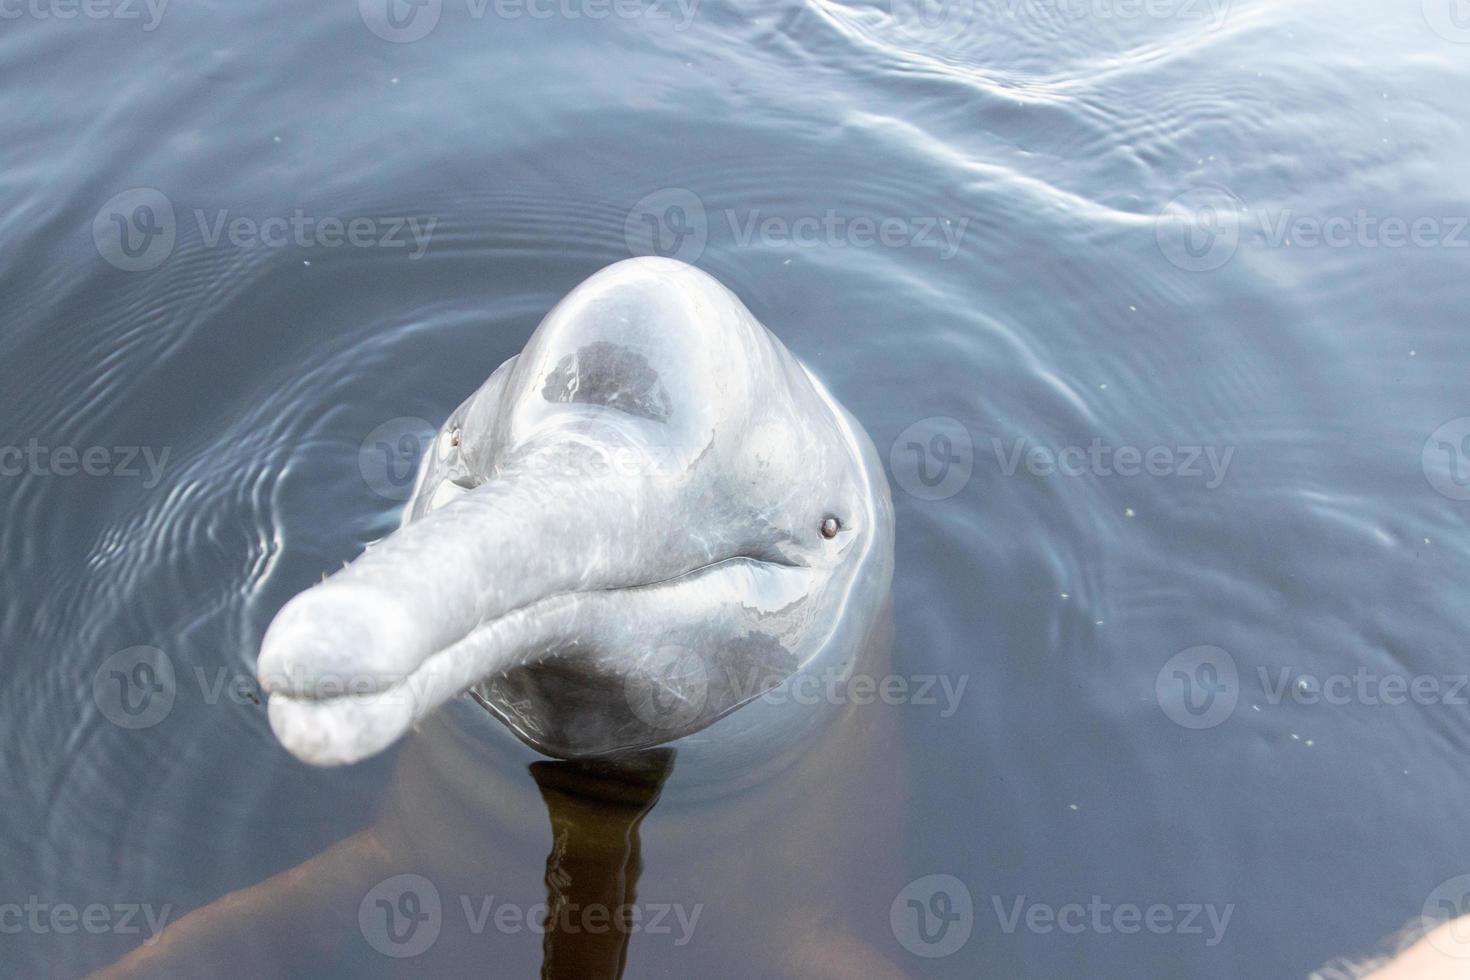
[{"xmin": 541, "ymin": 341, "xmax": 673, "ymax": 423}]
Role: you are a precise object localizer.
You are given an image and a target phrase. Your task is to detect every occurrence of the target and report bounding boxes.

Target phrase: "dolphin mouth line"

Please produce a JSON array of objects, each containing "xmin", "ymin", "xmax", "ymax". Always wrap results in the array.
[{"xmin": 264, "ymin": 553, "xmax": 804, "ymax": 710}]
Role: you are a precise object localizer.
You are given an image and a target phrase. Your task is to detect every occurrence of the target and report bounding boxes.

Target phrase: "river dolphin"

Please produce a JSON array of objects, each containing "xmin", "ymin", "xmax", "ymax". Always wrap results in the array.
[{"xmin": 95, "ymin": 258, "xmax": 905, "ymax": 979}]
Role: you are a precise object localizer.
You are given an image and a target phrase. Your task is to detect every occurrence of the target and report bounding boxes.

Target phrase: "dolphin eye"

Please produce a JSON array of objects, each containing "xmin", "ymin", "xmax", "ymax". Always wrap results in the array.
[
  {"xmin": 820, "ymin": 516, "xmax": 840, "ymax": 539},
  {"xmin": 443, "ymin": 427, "xmax": 478, "ymax": 489}
]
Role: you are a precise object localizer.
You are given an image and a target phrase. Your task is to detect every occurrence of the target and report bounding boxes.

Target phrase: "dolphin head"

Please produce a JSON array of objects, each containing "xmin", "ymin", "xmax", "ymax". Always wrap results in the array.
[{"xmin": 258, "ymin": 258, "xmax": 892, "ymax": 766}]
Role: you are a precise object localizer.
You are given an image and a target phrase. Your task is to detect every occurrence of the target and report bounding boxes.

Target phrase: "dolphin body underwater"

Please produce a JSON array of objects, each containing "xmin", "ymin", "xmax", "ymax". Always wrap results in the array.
[{"xmin": 96, "ymin": 259, "xmax": 909, "ymax": 978}]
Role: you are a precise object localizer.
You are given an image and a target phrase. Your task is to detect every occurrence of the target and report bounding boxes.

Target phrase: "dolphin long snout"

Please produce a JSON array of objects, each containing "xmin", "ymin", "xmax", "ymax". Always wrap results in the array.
[
  {"xmin": 255, "ymin": 439, "xmax": 718, "ymax": 765},
  {"xmin": 260, "ymin": 447, "xmax": 649, "ymax": 689}
]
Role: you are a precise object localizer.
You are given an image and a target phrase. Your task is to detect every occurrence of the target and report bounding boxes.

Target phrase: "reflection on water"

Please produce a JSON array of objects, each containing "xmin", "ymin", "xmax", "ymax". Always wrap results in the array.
[
  {"xmin": 531, "ymin": 750, "xmax": 675, "ymax": 979},
  {"xmin": 2, "ymin": 0, "xmax": 1469, "ymax": 976}
]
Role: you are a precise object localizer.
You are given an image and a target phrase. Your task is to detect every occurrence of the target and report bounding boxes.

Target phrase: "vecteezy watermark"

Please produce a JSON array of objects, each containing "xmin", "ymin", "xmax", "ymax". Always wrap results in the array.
[
  {"xmin": 359, "ymin": 417, "xmax": 698, "ymax": 502},
  {"xmin": 0, "ymin": 439, "xmax": 170, "ymax": 488},
  {"xmin": 627, "ymin": 645, "xmax": 972, "ymax": 731},
  {"xmin": 1422, "ymin": 417, "xmax": 1470, "ymax": 501},
  {"xmin": 624, "ymin": 188, "xmax": 969, "ymax": 264},
  {"xmin": 724, "ymin": 210, "xmax": 968, "ymax": 259},
  {"xmin": 884, "ymin": 0, "xmax": 975, "ymax": 45},
  {"xmin": 1423, "ymin": 0, "xmax": 1470, "ymax": 43},
  {"xmin": 0, "ymin": 898, "xmax": 173, "ymax": 943},
  {"xmin": 991, "ymin": 437, "xmax": 1234, "ymax": 488},
  {"xmin": 990, "ymin": 895, "xmax": 1234, "ymax": 946},
  {"xmin": 360, "ymin": 875, "xmax": 441, "ymax": 958},
  {"xmin": 1422, "ymin": 875, "xmax": 1470, "ymax": 958},
  {"xmin": 624, "ymin": 644, "xmax": 712, "ymax": 732},
  {"xmin": 1157, "ymin": 187, "xmax": 1470, "ymax": 272},
  {"xmin": 889, "ymin": 417, "xmax": 974, "ymax": 502},
  {"xmin": 1006, "ymin": 0, "xmax": 1230, "ymax": 31},
  {"xmin": 0, "ymin": 0, "xmax": 167, "ymax": 29},
  {"xmin": 358, "ymin": 0, "xmax": 697, "ymax": 43},
  {"xmin": 626, "ymin": 647, "xmax": 971, "ymax": 733},
  {"xmin": 93, "ymin": 188, "xmax": 438, "ymax": 272},
  {"xmin": 190, "ymin": 209, "xmax": 436, "ymax": 259},
  {"xmin": 1259, "ymin": 667, "xmax": 1469, "ymax": 708},
  {"xmin": 1157, "ymin": 646, "xmax": 1470, "ymax": 730},
  {"xmin": 1155, "ymin": 186, "xmax": 1247, "ymax": 272},
  {"xmin": 891, "ymin": 875, "xmax": 974, "ymax": 958},
  {"xmin": 93, "ymin": 647, "xmax": 178, "ymax": 729},
  {"xmin": 1156, "ymin": 645, "xmax": 1239, "ymax": 730},
  {"xmin": 886, "ymin": 0, "xmax": 1228, "ymax": 47},
  {"xmin": 624, "ymin": 188, "xmax": 708, "ymax": 263},
  {"xmin": 761, "ymin": 668, "xmax": 968, "ymax": 716},
  {"xmin": 895, "ymin": 882, "xmax": 1229, "ymax": 961},
  {"xmin": 92, "ymin": 647, "xmax": 272, "ymax": 730},
  {"xmin": 358, "ymin": 874, "xmax": 702, "ymax": 958},
  {"xmin": 92, "ymin": 188, "xmax": 176, "ymax": 272},
  {"xmin": 360, "ymin": 417, "xmax": 436, "ymax": 502},
  {"xmin": 1251, "ymin": 210, "xmax": 1470, "ymax": 251}
]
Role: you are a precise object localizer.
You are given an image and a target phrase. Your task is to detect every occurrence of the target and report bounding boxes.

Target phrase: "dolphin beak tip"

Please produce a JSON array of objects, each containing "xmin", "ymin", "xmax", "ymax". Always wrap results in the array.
[
  {"xmin": 256, "ymin": 584, "xmax": 429, "ymax": 699},
  {"xmin": 256, "ymin": 582, "xmax": 440, "ymax": 766},
  {"xmin": 265, "ymin": 689, "xmax": 415, "ymax": 768}
]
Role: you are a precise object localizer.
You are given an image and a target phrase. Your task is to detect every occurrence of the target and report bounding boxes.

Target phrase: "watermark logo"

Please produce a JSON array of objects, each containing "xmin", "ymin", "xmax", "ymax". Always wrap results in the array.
[
  {"xmin": 623, "ymin": 647, "xmax": 970, "ymax": 724},
  {"xmin": 360, "ymin": 874, "xmax": 442, "ymax": 958},
  {"xmin": 1160, "ymin": 188, "xmax": 1470, "ymax": 271},
  {"xmin": 624, "ymin": 188, "xmax": 970, "ymax": 263},
  {"xmin": 1423, "ymin": 0, "xmax": 1470, "ymax": 42},
  {"xmin": 0, "ymin": 898, "xmax": 172, "ymax": 942},
  {"xmin": 1423, "ymin": 417, "xmax": 1470, "ymax": 501},
  {"xmin": 991, "ymin": 437, "xmax": 1233, "ymax": 488},
  {"xmin": 461, "ymin": 896, "xmax": 701, "ymax": 942},
  {"xmin": 360, "ymin": 417, "xmax": 436, "ymax": 501},
  {"xmin": 1156, "ymin": 187, "xmax": 1243, "ymax": 272},
  {"xmin": 0, "ymin": 440, "xmax": 170, "ymax": 488},
  {"xmin": 90, "ymin": 647, "xmax": 278, "ymax": 731},
  {"xmin": 762, "ymin": 668, "xmax": 968, "ymax": 716},
  {"xmin": 886, "ymin": 0, "xmax": 974, "ymax": 45},
  {"xmin": 358, "ymin": 879, "xmax": 700, "ymax": 954},
  {"xmin": 93, "ymin": 190, "xmax": 437, "ymax": 271},
  {"xmin": 362, "ymin": 0, "xmax": 696, "ymax": 42},
  {"xmin": 624, "ymin": 644, "xmax": 710, "ymax": 732},
  {"xmin": 725, "ymin": 210, "xmax": 967, "ymax": 258},
  {"xmin": 92, "ymin": 646, "xmax": 176, "ymax": 730},
  {"xmin": 1253, "ymin": 211, "xmax": 1469, "ymax": 251},
  {"xmin": 1259, "ymin": 667, "xmax": 1468, "ymax": 708},
  {"xmin": 93, "ymin": 188, "xmax": 176, "ymax": 272},
  {"xmin": 625, "ymin": 188, "xmax": 709, "ymax": 263},
  {"xmin": 889, "ymin": 417, "xmax": 974, "ymax": 501},
  {"xmin": 0, "ymin": 0, "xmax": 168, "ymax": 29},
  {"xmin": 891, "ymin": 874, "xmax": 974, "ymax": 958},
  {"xmin": 360, "ymin": 0, "xmax": 442, "ymax": 41},
  {"xmin": 519, "ymin": 444, "xmax": 684, "ymax": 481},
  {"xmin": 991, "ymin": 895, "xmax": 1233, "ymax": 945},
  {"xmin": 190, "ymin": 209, "xmax": 436, "ymax": 258},
  {"xmin": 1156, "ymin": 645, "xmax": 1238, "ymax": 729},
  {"xmin": 1007, "ymin": 0, "xmax": 1230, "ymax": 30},
  {"xmin": 1422, "ymin": 876, "xmax": 1470, "ymax": 958}
]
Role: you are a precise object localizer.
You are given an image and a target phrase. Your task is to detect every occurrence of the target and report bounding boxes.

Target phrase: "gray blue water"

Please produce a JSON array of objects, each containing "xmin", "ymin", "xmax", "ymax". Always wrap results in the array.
[{"xmin": 3, "ymin": 0, "xmax": 1470, "ymax": 976}]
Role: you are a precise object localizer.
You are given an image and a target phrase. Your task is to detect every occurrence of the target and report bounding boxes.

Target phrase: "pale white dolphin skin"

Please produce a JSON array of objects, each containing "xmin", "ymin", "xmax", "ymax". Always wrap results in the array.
[{"xmin": 257, "ymin": 257, "xmax": 895, "ymax": 768}]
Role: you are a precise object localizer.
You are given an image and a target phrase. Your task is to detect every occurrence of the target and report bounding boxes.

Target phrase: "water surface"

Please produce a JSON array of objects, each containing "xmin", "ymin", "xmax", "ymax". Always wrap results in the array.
[{"xmin": 3, "ymin": 0, "xmax": 1470, "ymax": 976}]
